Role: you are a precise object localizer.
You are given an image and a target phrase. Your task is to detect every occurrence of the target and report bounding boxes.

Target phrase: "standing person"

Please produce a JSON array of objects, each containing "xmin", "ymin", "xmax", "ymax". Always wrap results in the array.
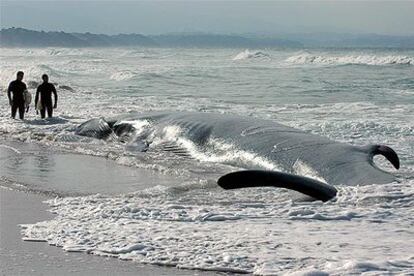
[
  {"xmin": 7, "ymin": 71, "xmax": 27, "ymax": 120},
  {"xmin": 35, "ymin": 74, "xmax": 58, "ymax": 119}
]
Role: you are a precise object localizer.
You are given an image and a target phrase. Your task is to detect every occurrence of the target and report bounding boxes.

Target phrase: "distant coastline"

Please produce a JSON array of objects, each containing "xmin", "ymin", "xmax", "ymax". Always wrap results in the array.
[
  {"xmin": 1, "ymin": 27, "xmax": 414, "ymax": 49},
  {"xmin": 0, "ymin": 27, "xmax": 301, "ymax": 48}
]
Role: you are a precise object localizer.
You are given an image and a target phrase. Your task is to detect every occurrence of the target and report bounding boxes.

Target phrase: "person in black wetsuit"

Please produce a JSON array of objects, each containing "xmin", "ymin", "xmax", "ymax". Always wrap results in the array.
[
  {"xmin": 35, "ymin": 74, "xmax": 58, "ymax": 119},
  {"xmin": 7, "ymin": 71, "xmax": 27, "ymax": 120}
]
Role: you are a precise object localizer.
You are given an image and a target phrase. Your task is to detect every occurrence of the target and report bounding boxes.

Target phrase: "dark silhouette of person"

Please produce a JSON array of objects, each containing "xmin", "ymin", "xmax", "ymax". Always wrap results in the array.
[
  {"xmin": 35, "ymin": 74, "xmax": 58, "ymax": 119},
  {"xmin": 7, "ymin": 71, "xmax": 27, "ymax": 120}
]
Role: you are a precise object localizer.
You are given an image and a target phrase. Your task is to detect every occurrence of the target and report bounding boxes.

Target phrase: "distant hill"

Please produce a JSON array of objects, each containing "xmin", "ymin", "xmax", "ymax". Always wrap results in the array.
[
  {"xmin": 0, "ymin": 28, "xmax": 157, "ymax": 47},
  {"xmin": 149, "ymin": 33, "xmax": 302, "ymax": 48},
  {"xmin": 1, "ymin": 28, "xmax": 413, "ymax": 48},
  {"xmin": 1, "ymin": 28, "xmax": 87, "ymax": 47},
  {"xmin": 278, "ymin": 33, "xmax": 414, "ymax": 48},
  {"xmin": 0, "ymin": 28, "xmax": 302, "ymax": 48}
]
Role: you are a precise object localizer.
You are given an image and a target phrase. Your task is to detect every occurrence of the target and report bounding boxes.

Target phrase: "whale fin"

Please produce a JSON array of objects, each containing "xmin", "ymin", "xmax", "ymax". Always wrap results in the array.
[
  {"xmin": 217, "ymin": 170, "xmax": 337, "ymax": 202},
  {"xmin": 369, "ymin": 145, "xmax": 400, "ymax": 170}
]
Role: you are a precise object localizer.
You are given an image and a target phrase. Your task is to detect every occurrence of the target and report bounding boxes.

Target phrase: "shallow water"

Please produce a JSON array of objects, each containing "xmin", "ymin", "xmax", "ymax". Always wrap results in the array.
[
  {"xmin": 0, "ymin": 141, "xmax": 182, "ymax": 196},
  {"xmin": 1, "ymin": 47, "xmax": 413, "ymax": 274}
]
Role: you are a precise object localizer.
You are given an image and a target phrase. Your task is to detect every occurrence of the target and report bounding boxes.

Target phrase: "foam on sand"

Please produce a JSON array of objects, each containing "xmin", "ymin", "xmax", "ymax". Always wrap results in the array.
[{"xmin": 21, "ymin": 179, "xmax": 414, "ymax": 274}]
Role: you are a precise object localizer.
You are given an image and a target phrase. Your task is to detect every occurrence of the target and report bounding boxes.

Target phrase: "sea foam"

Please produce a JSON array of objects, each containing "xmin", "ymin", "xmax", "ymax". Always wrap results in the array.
[
  {"xmin": 286, "ymin": 53, "xmax": 413, "ymax": 66},
  {"xmin": 20, "ymin": 180, "xmax": 414, "ymax": 274},
  {"xmin": 233, "ymin": 49, "xmax": 270, "ymax": 60}
]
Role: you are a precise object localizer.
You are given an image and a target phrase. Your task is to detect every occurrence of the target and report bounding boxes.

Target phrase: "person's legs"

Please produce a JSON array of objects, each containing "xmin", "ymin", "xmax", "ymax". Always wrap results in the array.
[
  {"xmin": 18, "ymin": 103, "xmax": 25, "ymax": 120},
  {"xmin": 40, "ymin": 108, "xmax": 46, "ymax": 119},
  {"xmin": 11, "ymin": 104, "xmax": 17, "ymax": 119},
  {"xmin": 46, "ymin": 105, "xmax": 53, "ymax": 118}
]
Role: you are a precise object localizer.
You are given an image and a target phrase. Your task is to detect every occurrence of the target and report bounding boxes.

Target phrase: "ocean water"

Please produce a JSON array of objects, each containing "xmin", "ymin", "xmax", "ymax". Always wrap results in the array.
[{"xmin": 1, "ymin": 47, "xmax": 413, "ymax": 275}]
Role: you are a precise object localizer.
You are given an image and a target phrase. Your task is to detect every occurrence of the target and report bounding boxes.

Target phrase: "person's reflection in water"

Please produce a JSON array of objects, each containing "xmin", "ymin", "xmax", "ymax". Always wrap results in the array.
[{"xmin": 34, "ymin": 152, "xmax": 55, "ymax": 185}]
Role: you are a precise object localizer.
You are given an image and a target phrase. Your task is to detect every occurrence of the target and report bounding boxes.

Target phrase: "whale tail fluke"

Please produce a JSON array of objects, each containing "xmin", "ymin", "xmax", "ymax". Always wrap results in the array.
[
  {"xmin": 367, "ymin": 145, "xmax": 400, "ymax": 170},
  {"xmin": 217, "ymin": 170, "xmax": 337, "ymax": 202}
]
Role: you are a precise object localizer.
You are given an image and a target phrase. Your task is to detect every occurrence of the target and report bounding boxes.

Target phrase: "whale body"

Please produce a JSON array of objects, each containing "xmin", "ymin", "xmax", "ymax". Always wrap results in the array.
[{"xmin": 75, "ymin": 111, "xmax": 400, "ymax": 201}]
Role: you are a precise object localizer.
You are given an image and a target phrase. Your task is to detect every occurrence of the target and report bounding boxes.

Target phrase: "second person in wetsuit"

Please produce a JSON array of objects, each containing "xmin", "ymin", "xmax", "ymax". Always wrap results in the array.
[{"xmin": 35, "ymin": 74, "xmax": 58, "ymax": 118}]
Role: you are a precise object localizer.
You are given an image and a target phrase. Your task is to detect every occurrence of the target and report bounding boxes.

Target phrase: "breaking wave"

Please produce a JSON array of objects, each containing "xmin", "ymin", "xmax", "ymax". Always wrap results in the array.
[
  {"xmin": 110, "ymin": 71, "xmax": 136, "ymax": 81},
  {"xmin": 286, "ymin": 53, "xmax": 413, "ymax": 66},
  {"xmin": 233, "ymin": 49, "xmax": 270, "ymax": 60}
]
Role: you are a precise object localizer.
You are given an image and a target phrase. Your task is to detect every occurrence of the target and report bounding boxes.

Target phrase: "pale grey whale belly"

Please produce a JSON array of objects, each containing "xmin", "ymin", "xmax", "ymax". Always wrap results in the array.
[{"xmin": 75, "ymin": 111, "xmax": 400, "ymax": 201}]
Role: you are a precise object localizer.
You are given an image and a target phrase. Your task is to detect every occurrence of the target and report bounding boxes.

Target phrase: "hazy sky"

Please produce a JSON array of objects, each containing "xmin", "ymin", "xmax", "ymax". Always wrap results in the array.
[{"xmin": 1, "ymin": 1, "xmax": 414, "ymax": 35}]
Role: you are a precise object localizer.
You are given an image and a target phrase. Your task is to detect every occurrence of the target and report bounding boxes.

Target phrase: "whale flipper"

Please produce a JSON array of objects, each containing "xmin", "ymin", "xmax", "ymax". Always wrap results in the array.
[
  {"xmin": 217, "ymin": 170, "xmax": 337, "ymax": 202},
  {"xmin": 368, "ymin": 145, "xmax": 400, "ymax": 170}
]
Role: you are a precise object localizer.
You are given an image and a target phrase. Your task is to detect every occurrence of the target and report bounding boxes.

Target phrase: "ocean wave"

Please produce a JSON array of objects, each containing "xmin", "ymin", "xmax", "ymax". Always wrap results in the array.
[
  {"xmin": 109, "ymin": 70, "xmax": 173, "ymax": 81},
  {"xmin": 285, "ymin": 53, "xmax": 413, "ymax": 66},
  {"xmin": 120, "ymin": 49, "xmax": 163, "ymax": 59},
  {"xmin": 0, "ymin": 65, "xmax": 64, "ymax": 88},
  {"xmin": 24, "ymin": 64, "xmax": 70, "ymax": 80},
  {"xmin": 48, "ymin": 49, "xmax": 65, "ymax": 56},
  {"xmin": 19, "ymin": 48, "xmax": 84, "ymax": 57},
  {"xmin": 233, "ymin": 49, "xmax": 270, "ymax": 60},
  {"xmin": 47, "ymin": 48, "xmax": 86, "ymax": 57},
  {"xmin": 110, "ymin": 71, "xmax": 136, "ymax": 81}
]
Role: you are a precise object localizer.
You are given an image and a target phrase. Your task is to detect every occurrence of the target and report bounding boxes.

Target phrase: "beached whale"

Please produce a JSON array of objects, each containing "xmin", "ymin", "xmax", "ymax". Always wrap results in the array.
[{"xmin": 75, "ymin": 112, "xmax": 400, "ymax": 201}]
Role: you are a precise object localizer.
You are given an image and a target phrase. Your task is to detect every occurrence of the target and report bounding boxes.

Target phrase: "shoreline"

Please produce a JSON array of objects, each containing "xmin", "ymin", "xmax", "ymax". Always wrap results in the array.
[
  {"xmin": 0, "ymin": 139, "xmax": 220, "ymax": 276},
  {"xmin": 0, "ymin": 185, "xmax": 219, "ymax": 276}
]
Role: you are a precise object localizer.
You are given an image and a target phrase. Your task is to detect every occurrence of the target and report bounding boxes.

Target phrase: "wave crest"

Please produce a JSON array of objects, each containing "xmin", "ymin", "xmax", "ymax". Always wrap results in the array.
[
  {"xmin": 110, "ymin": 71, "xmax": 136, "ymax": 81},
  {"xmin": 286, "ymin": 53, "xmax": 413, "ymax": 66},
  {"xmin": 233, "ymin": 49, "xmax": 269, "ymax": 61}
]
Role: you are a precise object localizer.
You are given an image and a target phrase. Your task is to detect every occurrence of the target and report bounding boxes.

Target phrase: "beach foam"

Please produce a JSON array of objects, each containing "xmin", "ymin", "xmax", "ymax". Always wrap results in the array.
[{"xmin": 21, "ymin": 180, "xmax": 414, "ymax": 274}]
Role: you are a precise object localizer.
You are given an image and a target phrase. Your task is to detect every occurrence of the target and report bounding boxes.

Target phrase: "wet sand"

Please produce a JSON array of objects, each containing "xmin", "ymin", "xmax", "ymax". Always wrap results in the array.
[
  {"xmin": 0, "ymin": 140, "xmax": 219, "ymax": 275},
  {"xmin": 0, "ymin": 140, "xmax": 182, "ymax": 196}
]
